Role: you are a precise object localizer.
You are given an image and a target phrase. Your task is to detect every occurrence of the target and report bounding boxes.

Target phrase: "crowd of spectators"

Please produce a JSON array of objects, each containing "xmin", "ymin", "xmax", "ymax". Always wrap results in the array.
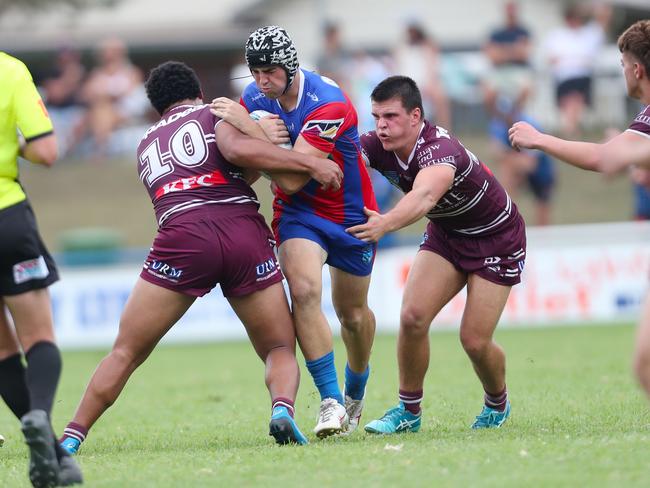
[
  {"xmin": 38, "ymin": 37, "xmax": 149, "ymax": 162},
  {"xmin": 32, "ymin": 3, "xmax": 646, "ymax": 226},
  {"xmin": 313, "ymin": 2, "xmax": 643, "ymax": 227}
]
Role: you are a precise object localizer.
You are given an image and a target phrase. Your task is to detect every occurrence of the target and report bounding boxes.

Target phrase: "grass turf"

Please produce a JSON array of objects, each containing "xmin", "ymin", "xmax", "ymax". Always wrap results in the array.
[{"xmin": 0, "ymin": 324, "xmax": 648, "ymax": 487}]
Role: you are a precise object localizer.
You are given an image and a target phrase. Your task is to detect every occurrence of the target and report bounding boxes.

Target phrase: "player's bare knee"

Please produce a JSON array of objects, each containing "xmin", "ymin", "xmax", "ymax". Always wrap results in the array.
[
  {"xmin": 400, "ymin": 307, "xmax": 430, "ymax": 337},
  {"xmin": 459, "ymin": 332, "xmax": 490, "ymax": 359},
  {"xmin": 288, "ymin": 278, "xmax": 321, "ymax": 309},
  {"xmin": 337, "ymin": 306, "xmax": 366, "ymax": 333},
  {"xmin": 110, "ymin": 345, "xmax": 146, "ymax": 371}
]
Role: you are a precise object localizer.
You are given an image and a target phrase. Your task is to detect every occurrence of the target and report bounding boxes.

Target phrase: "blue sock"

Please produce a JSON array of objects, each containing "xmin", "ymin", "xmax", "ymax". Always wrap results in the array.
[
  {"xmin": 344, "ymin": 363, "xmax": 369, "ymax": 400},
  {"xmin": 306, "ymin": 351, "xmax": 343, "ymax": 404}
]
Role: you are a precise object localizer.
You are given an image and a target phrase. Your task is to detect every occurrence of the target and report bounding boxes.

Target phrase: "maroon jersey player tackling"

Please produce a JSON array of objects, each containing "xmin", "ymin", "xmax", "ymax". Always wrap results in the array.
[
  {"xmin": 348, "ymin": 76, "xmax": 526, "ymax": 433},
  {"xmin": 59, "ymin": 61, "xmax": 343, "ymax": 453}
]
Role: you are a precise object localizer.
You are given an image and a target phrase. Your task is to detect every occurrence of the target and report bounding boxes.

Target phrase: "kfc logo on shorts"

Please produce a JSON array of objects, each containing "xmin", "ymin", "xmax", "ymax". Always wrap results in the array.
[
  {"xmin": 146, "ymin": 260, "xmax": 183, "ymax": 281},
  {"xmin": 301, "ymin": 118, "xmax": 344, "ymax": 141},
  {"xmin": 13, "ymin": 256, "xmax": 49, "ymax": 284},
  {"xmin": 255, "ymin": 258, "xmax": 279, "ymax": 282}
]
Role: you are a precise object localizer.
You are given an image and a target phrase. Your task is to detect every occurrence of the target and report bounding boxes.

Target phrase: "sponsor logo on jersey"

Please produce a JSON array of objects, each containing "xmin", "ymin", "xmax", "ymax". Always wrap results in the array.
[
  {"xmin": 306, "ymin": 91, "xmax": 319, "ymax": 102},
  {"xmin": 301, "ymin": 118, "xmax": 344, "ymax": 141},
  {"xmin": 13, "ymin": 256, "xmax": 48, "ymax": 284},
  {"xmin": 418, "ymin": 148, "xmax": 454, "ymax": 168},
  {"xmin": 142, "ymin": 105, "xmax": 204, "ymax": 141},
  {"xmin": 155, "ymin": 170, "xmax": 228, "ymax": 199},
  {"xmin": 146, "ymin": 260, "xmax": 183, "ymax": 280}
]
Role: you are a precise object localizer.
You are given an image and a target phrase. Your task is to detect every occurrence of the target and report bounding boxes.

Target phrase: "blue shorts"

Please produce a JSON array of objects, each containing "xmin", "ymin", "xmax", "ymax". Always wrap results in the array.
[{"xmin": 272, "ymin": 211, "xmax": 376, "ymax": 277}]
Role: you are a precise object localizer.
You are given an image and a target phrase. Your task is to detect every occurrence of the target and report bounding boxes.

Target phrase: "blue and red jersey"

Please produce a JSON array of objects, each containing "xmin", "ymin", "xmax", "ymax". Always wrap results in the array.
[{"xmin": 240, "ymin": 68, "xmax": 377, "ymax": 226}]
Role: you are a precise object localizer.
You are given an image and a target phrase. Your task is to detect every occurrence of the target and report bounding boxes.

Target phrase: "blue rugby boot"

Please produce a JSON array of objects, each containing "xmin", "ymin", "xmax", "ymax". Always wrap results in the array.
[
  {"xmin": 471, "ymin": 400, "xmax": 511, "ymax": 429},
  {"xmin": 269, "ymin": 406, "xmax": 309, "ymax": 445},
  {"xmin": 60, "ymin": 437, "xmax": 81, "ymax": 455},
  {"xmin": 364, "ymin": 403, "xmax": 421, "ymax": 435}
]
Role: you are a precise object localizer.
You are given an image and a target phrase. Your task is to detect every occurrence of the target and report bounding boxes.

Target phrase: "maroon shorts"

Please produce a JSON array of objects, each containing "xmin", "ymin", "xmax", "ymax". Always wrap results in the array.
[
  {"xmin": 140, "ymin": 207, "xmax": 283, "ymax": 297},
  {"xmin": 420, "ymin": 215, "xmax": 526, "ymax": 286}
]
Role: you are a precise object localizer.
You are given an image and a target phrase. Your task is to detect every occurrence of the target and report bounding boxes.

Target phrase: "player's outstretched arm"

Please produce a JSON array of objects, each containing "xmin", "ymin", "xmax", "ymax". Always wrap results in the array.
[
  {"xmin": 215, "ymin": 121, "xmax": 342, "ymax": 191},
  {"xmin": 347, "ymin": 165, "xmax": 454, "ymax": 243},
  {"xmin": 21, "ymin": 133, "xmax": 58, "ymax": 167},
  {"xmin": 509, "ymin": 121, "xmax": 650, "ymax": 174}
]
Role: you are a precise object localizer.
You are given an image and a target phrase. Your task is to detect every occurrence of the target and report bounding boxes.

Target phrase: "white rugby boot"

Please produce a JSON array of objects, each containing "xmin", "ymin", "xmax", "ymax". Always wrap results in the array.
[{"xmin": 313, "ymin": 398, "xmax": 348, "ymax": 438}]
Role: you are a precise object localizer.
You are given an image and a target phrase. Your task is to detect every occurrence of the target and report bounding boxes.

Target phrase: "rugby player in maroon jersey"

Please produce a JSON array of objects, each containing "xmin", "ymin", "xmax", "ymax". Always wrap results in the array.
[
  {"xmin": 58, "ymin": 61, "xmax": 343, "ymax": 453},
  {"xmin": 510, "ymin": 20, "xmax": 650, "ymax": 402},
  {"xmin": 349, "ymin": 76, "xmax": 527, "ymax": 432}
]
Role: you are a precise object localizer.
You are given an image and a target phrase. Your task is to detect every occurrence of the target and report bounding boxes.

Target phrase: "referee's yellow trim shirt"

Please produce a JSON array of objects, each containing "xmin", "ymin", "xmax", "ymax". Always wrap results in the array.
[{"xmin": 0, "ymin": 52, "xmax": 54, "ymax": 210}]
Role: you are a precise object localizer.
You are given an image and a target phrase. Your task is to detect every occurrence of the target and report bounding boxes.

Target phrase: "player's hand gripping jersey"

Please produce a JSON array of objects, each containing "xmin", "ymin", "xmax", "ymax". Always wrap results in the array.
[
  {"xmin": 361, "ymin": 121, "xmax": 520, "ymax": 237},
  {"xmin": 137, "ymin": 104, "xmax": 260, "ymax": 227},
  {"xmin": 240, "ymin": 69, "xmax": 377, "ymax": 226}
]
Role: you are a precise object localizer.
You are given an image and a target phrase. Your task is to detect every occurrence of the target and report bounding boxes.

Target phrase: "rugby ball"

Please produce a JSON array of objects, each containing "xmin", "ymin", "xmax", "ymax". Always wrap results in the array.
[{"xmin": 249, "ymin": 110, "xmax": 292, "ymax": 181}]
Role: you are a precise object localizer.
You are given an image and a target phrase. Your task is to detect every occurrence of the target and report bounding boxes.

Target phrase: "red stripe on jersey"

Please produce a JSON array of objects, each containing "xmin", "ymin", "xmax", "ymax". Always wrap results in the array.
[
  {"xmin": 239, "ymin": 97, "xmax": 249, "ymax": 110},
  {"xmin": 154, "ymin": 170, "xmax": 228, "ymax": 199},
  {"xmin": 356, "ymin": 151, "xmax": 379, "ymax": 212},
  {"xmin": 481, "ymin": 162, "xmax": 494, "ymax": 177},
  {"xmin": 312, "ymin": 148, "xmax": 345, "ymax": 223}
]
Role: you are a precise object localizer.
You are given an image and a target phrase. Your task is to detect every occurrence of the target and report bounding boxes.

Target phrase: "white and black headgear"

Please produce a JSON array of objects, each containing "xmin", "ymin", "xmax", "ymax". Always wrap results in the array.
[{"xmin": 245, "ymin": 25, "xmax": 299, "ymax": 94}]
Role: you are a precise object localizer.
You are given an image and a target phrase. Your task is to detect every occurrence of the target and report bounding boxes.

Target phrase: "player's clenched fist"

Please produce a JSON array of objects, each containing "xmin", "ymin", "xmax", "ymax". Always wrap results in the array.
[
  {"xmin": 508, "ymin": 121, "xmax": 542, "ymax": 151},
  {"xmin": 210, "ymin": 96, "xmax": 248, "ymax": 120}
]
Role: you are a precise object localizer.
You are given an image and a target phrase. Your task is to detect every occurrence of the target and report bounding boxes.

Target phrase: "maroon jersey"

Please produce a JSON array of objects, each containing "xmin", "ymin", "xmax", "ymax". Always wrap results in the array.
[
  {"xmin": 628, "ymin": 105, "xmax": 650, "ymax": 137},
  {"xmin": 361, "ymin": 120, "xmax": 520, "ymax": 236},
  {"xmin": 137, "ymin": 104, "xmax": 259, "ymax": 226}
]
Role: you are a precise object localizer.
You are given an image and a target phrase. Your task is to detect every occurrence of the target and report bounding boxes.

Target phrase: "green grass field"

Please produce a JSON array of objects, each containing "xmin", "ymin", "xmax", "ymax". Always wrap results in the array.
[{"xmin": 1, "ymin": 324, "xmax": 648, "ymax": 487}]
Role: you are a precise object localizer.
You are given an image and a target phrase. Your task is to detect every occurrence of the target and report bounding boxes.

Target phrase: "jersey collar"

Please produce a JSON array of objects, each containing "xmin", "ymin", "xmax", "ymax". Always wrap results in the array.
[{"xmin": 394, "ymin": 122, "xmax": 426, "ymax": 170}]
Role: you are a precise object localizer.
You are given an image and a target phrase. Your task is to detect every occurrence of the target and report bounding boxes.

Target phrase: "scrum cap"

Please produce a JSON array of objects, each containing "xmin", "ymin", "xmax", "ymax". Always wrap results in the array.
[{"xmin": 245, "ymin": 25, "xmax": 299, "ymax": 93}]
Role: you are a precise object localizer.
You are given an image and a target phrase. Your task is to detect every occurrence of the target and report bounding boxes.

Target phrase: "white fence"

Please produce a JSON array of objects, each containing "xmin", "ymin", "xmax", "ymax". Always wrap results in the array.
[{"xmin": 50, "ymin": 221, "xmax": 650, "ymax": 349}]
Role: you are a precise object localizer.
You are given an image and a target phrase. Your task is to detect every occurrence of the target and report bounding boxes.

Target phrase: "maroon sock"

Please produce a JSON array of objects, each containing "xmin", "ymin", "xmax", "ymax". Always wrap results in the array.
[
  {"xmin": 272, "ymin": 397, "xmax": 295, "ymax": 418},
  {"xmin": 484, "ymin": 387, "xmax": 508, "ymax": 412},
  {"xmin": 60, "ymin": 421, "xmax": 88, "ymax": 444},
  {"xmin": 399, "ymin": 389, "xmax": 423, "ymax": 415}
]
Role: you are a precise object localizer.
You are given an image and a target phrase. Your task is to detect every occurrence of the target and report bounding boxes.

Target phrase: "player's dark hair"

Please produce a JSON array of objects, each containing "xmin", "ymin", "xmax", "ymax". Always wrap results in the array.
[
  {"xmin": 145, "ymin": 61, "xmax": 202, "ymax": 115},
  {"xmin": 370, "ymin": 76, "xmax": 425, "ymax": 119},
  {"xmin": 618, "ymin": 20, "xmax": 650, "ymax": 77}
]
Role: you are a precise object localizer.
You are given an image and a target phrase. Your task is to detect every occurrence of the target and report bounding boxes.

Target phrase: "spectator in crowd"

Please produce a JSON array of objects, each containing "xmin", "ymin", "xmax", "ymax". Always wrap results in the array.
[
  {"xmin": 39, "ymin": 46, "xmax": 86, "ymax": 157},
  {"xmin": 74, "ymin": 37, "xmax": 148, "ymax": 160},
  {"xmin": 483, "ymin": 0, "xmax": 532, "ymax": 127},
  {"xmin": 316, "ymin": 21, "xmax": 351, "ymax": 91},
  {"xmin": 393, "ymin": 21, "xmax": 451, "ymax": 130},
  {"xmin": 483, "ymin": 1, "xmax": 555, "ymax": 225},
  {"xmin": 488, "ymin": 113, "xmax": 555, "ymax": 225},
  {"xmin": 543, "ymin": 3, "xmax": 611, "ymax": 136}
]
